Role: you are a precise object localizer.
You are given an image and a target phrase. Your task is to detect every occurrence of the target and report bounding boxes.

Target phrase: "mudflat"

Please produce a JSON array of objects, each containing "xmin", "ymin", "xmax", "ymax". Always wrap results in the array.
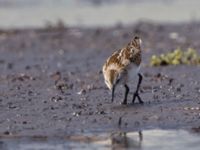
[{"xmin": 0, "ymin": 22, "xmax": 200, "ymax": 137}]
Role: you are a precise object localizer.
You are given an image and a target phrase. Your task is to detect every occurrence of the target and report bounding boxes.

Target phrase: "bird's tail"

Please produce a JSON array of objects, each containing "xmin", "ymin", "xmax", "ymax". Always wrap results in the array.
[{"xmin": 103, "ymin": 69, "xmax": 118, "ymax": 90}]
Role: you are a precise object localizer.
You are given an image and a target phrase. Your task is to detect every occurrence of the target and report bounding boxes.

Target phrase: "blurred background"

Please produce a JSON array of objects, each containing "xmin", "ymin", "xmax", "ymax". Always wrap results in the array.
[
  {"xmin": 0, "ymin": 0, "xmax": 200, "ymax": 29},
  {"xmin": 1, "ymin": 1, "xmax": 200, "ymax": 150}
]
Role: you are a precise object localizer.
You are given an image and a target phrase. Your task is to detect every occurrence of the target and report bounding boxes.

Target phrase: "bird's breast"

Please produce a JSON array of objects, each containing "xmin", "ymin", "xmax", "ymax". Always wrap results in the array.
[{"xmin": 128, "ymin": 63, "xmax": 141, "ymax": 76}]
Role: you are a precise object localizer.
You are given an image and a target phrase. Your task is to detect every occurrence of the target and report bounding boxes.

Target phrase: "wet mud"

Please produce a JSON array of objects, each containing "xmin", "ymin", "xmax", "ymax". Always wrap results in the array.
[{"xmin": 0, "ymin": 22, "xmax": 200, "ymax": 137}]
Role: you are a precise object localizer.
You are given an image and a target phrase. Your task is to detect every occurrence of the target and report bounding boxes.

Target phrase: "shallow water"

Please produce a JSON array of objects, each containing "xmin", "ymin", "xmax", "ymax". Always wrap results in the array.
[
  {"xmin": 0, "ymin": 0, "xmax": 200, "ymax": 29},
  {"xmin": 1, "ymin": 129, "xmax": 200, "ymax": 150}
]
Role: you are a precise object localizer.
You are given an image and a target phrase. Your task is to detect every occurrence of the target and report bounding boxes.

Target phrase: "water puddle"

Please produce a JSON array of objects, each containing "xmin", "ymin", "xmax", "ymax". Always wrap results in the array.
[
  {"xmin": 0, "ymin": 0, "xmax": 200, "ymax": 28},
  {"xmin": 0, "ymin": 129, "xmax": 200, "ymax": 150}
]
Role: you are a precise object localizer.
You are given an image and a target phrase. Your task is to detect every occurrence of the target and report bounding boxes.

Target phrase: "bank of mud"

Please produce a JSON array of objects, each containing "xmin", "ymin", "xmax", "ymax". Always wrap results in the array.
[{"xmin": 0, "ymin": 22, "xmax": 200, "ymax": 137}]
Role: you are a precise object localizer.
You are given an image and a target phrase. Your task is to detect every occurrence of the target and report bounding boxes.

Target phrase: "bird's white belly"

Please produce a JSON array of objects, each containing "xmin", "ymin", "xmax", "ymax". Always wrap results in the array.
[
  {"xmin": 130, "ymin": 64, "xmax": 140, "ymax": 75},
  {"xmin": 128, "ymin": 64, "xmax": 141, "ymax": 81},
  {"xmin": 117, "ymin": 64, "xmax": 141, "ymax": 86}
]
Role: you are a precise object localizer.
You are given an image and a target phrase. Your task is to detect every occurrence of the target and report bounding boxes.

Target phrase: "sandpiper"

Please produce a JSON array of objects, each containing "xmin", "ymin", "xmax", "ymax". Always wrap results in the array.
[{"xmin": 102, "ymin": 36, "xmax": 143, "ymax": 104}]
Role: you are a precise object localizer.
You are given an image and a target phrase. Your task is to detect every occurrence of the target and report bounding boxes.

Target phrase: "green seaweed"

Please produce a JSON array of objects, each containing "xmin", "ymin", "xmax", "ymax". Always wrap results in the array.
[{"xmin": 150, "ymin": 48, "xmax": 200, "ymax": 66}]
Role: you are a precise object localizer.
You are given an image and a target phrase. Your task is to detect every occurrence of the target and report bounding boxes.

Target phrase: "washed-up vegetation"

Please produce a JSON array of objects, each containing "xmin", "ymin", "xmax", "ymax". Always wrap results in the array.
[{"xmin": 150, "ymin": 48, "xmax": 200, "ymax": 66}]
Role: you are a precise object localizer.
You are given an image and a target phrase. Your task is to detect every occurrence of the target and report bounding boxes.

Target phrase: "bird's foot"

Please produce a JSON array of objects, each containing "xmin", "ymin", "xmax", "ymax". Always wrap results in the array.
[
  {"xmin": 132, "ymin": 92, "xmax": 144, "ymax": 104},
  {"xmin": 121, "ymin": 100, "xmax": 127, "ymax": 105}
]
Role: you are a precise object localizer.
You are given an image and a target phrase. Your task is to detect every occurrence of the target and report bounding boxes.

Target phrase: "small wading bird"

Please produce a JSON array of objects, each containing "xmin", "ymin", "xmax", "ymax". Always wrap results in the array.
[{"xmin": 102, "ymin": 36, "xmax": 143, "ymax": 105}]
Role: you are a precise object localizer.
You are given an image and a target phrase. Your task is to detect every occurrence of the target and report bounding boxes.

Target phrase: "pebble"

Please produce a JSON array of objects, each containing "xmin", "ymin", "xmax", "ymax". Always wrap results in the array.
[
  {"xmin": 3, "ymin": 131, "xmax": 11, "ymax": 135},
  {"xmin": 51, "ymin": 96, "xmax": 63, "ymax": 102},
  {"xmin": 72, "ymin": 112, "xmax": 81, "ymax": 117},
  {"xmin": 176, "ymin": 87, "xmax": 181, "ymax": 92},
  {"xmin": 77, "ymin": 89, "xmax": 86, "ymax": 95},
  {"xmin": 58, "ymin": 49, "xmax": 64, "ymax": 55},
  {"xmin": 22, "ymin": 121, "xmax": 27, "ymax": 124}
]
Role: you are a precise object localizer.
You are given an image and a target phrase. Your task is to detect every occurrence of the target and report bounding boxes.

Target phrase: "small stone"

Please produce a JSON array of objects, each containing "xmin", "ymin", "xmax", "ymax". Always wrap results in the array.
[
  {"xmin": 92, "ymin": 119, "xmax": 97, "ymax": 123},
  {"xmin": 87, "ymin": 84, "xmax": 95, "ymax": 90},
  {"xmin": 25, "ymin": 65, "xmax": 31, "ymax": 70},
  {"xmin": 72, "ymin": 112, "xmax": 81, "ymax": 117},
  {"xmin": 77, "ymin": 89, "xmax": 86, "ymax": 95},
  {"xmin": 150, "ymin": 115, "xmax": 159, "ymax": 120},
  {"xmin": 58, "ymin": 49, "xmax": 64, "ymax": 55},
  {"xmin": 7, "ymin": 63, "xmax": 13, "ymax": 69},
  {"xmin": 80, "ymin": 97, "xmax": 87, "ymax": 101},
  {"xmin": 55, "ymin": 81, "xmax": 69, "ymax": 93},
  {"xmin": 22, "ymin": 121, "xmax": 27, "ymax": 124},
  {"xmin": 168, "ymin": 78, "xmax": 174, "ymax": 85},
  {"xmin": 28, "ymin": 90, "xmax": 33, "ymax": 96},
  {"xmin": 51, "ymin": 96, "xmax": 63, "ymax": 102},
  {"xmin": 169, "ymin": 32, "xmax": 179, "ymax": 40},
  {"xmin": 99, "ymin": 111, "xmax": 106, "ymax": 115},
  {"xmin": 195, "ymin": 107, "xmax": 200, "ymax": 110},
  {"xmin": 176, "ymin": 95, "xmax": 182, "ymax": 98},
  {"xmin": 50, "ymin": 71, "xmax": 61, "ymax": 81},
  {"xmin": 67, "ymin": 118, "xmax": 72, "ymax": 121},
  {"xmin": 176, "ymin": 87, "xmax": 181, "ymax": 92},
  {"xmin": 184, "ymin": 107, "xmax": 189, "ymax": 110},
  {"xmin": 3, "ymin": 131, "xmax": 11, "ymax": 135}
]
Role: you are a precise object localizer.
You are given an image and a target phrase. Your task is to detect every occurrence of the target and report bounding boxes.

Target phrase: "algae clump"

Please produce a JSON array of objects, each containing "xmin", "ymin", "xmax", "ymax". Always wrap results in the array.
[{"xmin": 150, "ymin": 48, "xmax": 200, "ymax": 66}]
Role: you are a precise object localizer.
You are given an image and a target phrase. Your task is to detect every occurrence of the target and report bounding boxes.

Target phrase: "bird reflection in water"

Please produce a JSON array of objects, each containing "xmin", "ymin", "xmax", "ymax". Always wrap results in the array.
[{"xmin": 110, "ymin": 131, "xmax": 143, "ymax": 149}]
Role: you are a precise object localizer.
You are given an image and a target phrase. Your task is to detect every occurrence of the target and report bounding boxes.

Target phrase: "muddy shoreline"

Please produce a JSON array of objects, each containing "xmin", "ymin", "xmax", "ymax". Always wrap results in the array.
[{"xmin": 0, "ymin": 22, "xmax": 200, "ymax": 137}]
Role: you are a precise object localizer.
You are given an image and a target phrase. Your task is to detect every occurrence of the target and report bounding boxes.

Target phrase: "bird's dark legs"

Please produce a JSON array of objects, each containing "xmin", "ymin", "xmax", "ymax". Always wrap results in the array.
[
  {"xmin": 111, "ymin": 85, "xmax": 116, "ymax": 102},
  {"xmin": 132, "ymin": 73, "xmax": 144, "ymax": 104},
  {"xmin": 121, "ymin": 84, "xmax": 129, "ymax": 105},
  {"xmin": 139, "ymin": 131, "xmax": 143, "ymax": 142}
]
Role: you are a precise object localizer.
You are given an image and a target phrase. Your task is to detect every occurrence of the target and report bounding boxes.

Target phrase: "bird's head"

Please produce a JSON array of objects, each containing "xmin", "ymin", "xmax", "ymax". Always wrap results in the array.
[{"xmin": 131, "ymin": 36, "xmax": 142, "ymax": 50}]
